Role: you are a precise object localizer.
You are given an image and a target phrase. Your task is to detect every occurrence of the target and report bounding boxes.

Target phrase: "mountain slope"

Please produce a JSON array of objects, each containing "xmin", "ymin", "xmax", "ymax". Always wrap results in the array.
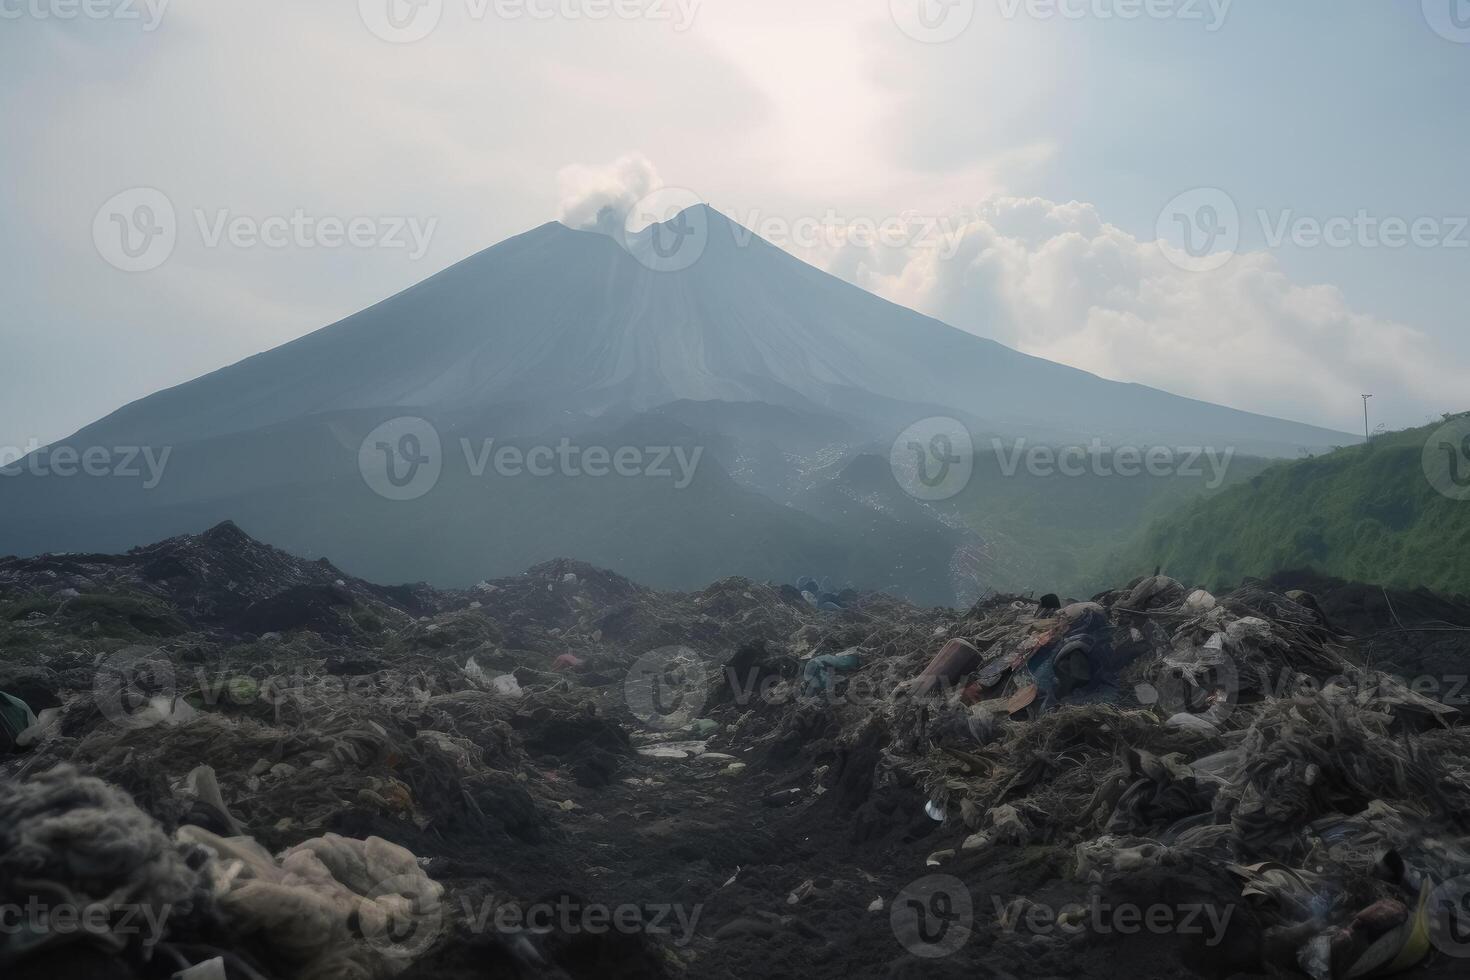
[
  {"xmin": 1, "ymin": 207, "xmax": 1357, "ymax": 602},
  {"xmin": 0, "ymin": 411, "xmax": 965, "ymax": 603},
  {"xmin": 71, "ymin": 207, "xmax": 1350, "ymax": 454},
  {"xmin": 1107, "ymin": 416, "xmax": 1470, "ymax": 595}
]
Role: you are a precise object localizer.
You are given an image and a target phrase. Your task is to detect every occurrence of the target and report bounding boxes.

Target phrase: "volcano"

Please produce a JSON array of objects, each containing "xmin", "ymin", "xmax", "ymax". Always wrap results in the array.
[{"xmin": 0, "ymin": 207, "xmax": 1351, "ymax": 602}]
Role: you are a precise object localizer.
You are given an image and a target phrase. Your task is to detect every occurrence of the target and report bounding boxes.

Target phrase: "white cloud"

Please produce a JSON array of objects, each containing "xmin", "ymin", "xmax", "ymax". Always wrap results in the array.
[
  {"xmin": 820, "ymin": 197, "xmax": 1461, "ymax": 432},
  {"xmin": 556, "ymin": 154, "xmax": 662, "ymax": 235},
  {"xmin": 2, "ymin": 4, "xmax": 1465, "ymax": 448}
]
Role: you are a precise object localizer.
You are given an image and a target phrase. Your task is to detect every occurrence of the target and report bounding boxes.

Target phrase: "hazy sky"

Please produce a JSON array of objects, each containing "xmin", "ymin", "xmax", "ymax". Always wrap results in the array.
[{"xmin": 2, "ymin": 1, "xmax": 1466, "ymax": 450}]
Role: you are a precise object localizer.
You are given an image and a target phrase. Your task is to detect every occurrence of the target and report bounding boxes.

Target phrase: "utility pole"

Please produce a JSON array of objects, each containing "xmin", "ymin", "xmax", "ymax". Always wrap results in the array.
[{"xmin": 1361, "ymin": 394, "xmax": 1373, "ymax": 444}]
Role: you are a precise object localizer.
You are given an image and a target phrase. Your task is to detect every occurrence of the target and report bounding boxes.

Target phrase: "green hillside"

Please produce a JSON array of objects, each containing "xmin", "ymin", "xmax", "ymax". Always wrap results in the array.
[
  {"xmin": 1104, "ymin": 414, "xmax": 1470, "ymax": 596},
  {"xmin": 941, "ymin": 443, "xmax": 1274, "ymax": 597}
]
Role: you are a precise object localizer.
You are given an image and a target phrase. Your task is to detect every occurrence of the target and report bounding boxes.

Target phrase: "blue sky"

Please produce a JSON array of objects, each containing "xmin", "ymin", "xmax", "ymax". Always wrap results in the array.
[
  {"xmin": 1006, "ymin": 4, "xmax": 1469, "ymax": 344},
  {"xmin": 1, "ymin": 0, "xmax": 1466, "ymax": 450}
]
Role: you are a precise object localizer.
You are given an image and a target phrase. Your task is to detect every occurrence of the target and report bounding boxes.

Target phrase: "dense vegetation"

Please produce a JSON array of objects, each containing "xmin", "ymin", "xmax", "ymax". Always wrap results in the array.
[
  {"xmin": 1104, "ymin": 415, "xmax": 1470, "ymax": 597},
  {"xmin": 941, "ymin": 445, "xmax": 1273, "ymax": 598}
]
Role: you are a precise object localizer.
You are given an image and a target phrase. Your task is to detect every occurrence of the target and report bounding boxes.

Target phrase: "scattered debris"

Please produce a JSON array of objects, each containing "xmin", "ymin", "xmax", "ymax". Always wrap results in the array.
[{"xmin": 3, "ymin": 525, "xmax": 1468, "ymax": 979}]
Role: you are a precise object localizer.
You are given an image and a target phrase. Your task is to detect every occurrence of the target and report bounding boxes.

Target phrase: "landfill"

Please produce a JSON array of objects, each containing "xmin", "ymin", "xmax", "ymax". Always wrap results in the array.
[{"xmin": 3, "ymin": 522, "xmax": 1470, "ymax": 979}]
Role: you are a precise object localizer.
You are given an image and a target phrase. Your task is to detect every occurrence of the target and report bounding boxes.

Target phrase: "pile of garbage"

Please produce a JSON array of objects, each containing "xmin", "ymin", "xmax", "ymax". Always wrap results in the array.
[
  {"xmin": 791, "ymin": 576, "xmax": 855, "ymax": 612},
  {"xmin": 700, "ymin": 574, "xmax": 1470, "ymax": 978},
  {"xmin": 3, "ymin": 523, "xmax": 1469, "ymax": 979}
]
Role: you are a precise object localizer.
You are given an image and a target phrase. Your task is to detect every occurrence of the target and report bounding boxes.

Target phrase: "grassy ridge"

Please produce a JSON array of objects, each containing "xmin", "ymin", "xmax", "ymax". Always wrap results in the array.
[
  {"xmin": 944, "ymin": 446, "xmax": 1273, "ymax": 597},
  {"xmin": 1104, "ymin": 415, "xmax": 1470, "ymax": 596}
]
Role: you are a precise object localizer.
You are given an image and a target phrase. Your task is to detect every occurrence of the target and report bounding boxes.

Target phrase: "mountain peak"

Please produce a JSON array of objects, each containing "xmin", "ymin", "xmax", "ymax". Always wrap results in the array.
[
  {"xmin": 556, "ymin": 200, "xmax": 740, "ymax": 246},
  {"xmin": 42, "ymin": 201, "xmax": 1352, "ymax": 458}
]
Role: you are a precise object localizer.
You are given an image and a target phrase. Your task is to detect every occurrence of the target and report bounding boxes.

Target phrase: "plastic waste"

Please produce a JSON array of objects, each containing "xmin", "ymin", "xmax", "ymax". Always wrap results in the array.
[
  {"xmin": 0, "ymin": 692, "xmax": 36, "ymax": 752},
  {"xmin": 14, "ymin": 707, "xmax": 60, "ymax": 749},
  {"xmin": 801, "ymin": 649, "xmax": 863, "ymax": 695},
  {"xmin": 463, "ymin": 656, "xmax": 489, "ymax": 686},
  {"xmin": 1183, "ymin": 589, "xmax": 1218, "ymax": 614},
  {"xmin": 174, "ymin": 957, "xmax": 228, "ymax": 980},
  {"xmin": 491, "ymin": 674, "xmax": 523, "ymax": 698},
  {"xmin": 912, "ymin": 638, "xmax": 981, "ymax": 699}
]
